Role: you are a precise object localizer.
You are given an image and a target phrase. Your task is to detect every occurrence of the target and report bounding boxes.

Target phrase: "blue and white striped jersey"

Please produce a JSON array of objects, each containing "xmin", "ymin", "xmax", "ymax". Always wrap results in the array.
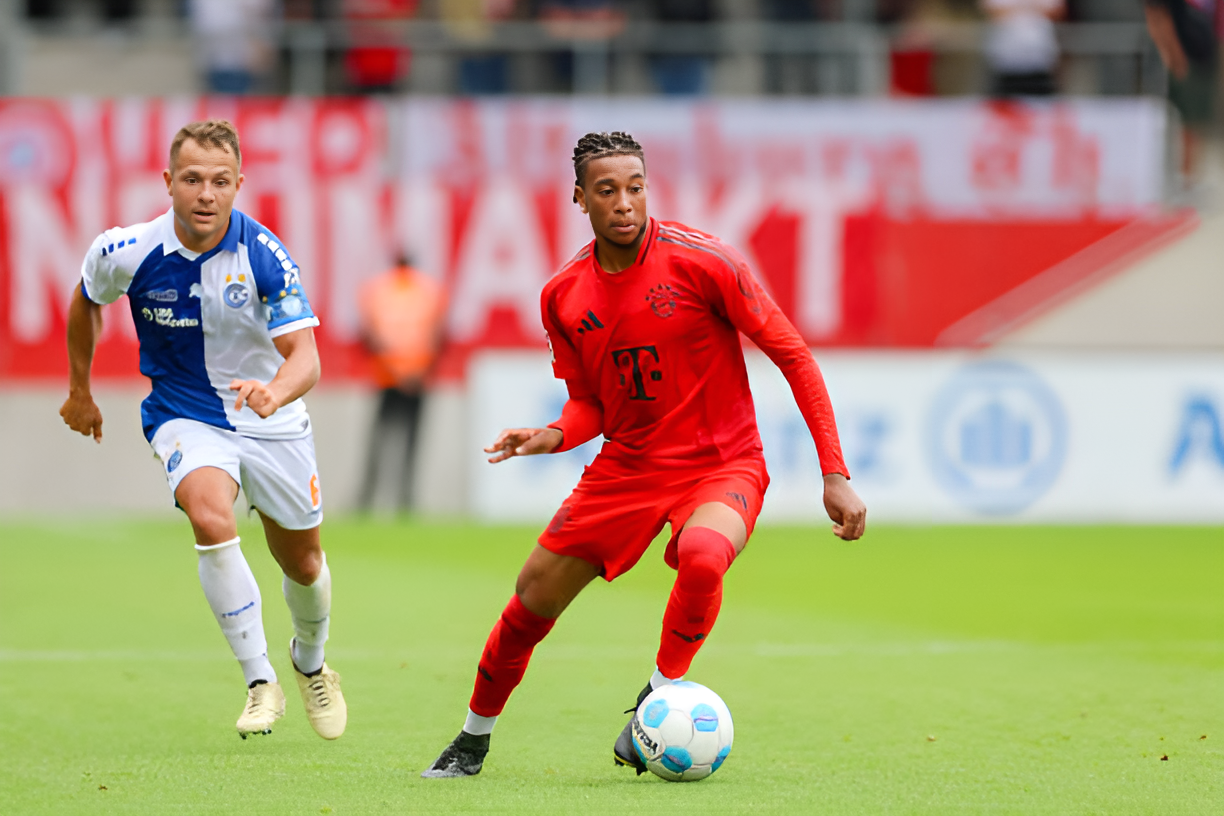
[{"xmin": 81, "ymin": 208, "xmax": 319, "ymax": 441}]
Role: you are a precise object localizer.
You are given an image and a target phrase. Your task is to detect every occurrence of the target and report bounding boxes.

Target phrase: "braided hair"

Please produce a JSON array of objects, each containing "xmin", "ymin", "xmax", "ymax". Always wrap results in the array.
[{"xmin": 572, "ymin": 132, "xmax": 645, "ymax": 197}]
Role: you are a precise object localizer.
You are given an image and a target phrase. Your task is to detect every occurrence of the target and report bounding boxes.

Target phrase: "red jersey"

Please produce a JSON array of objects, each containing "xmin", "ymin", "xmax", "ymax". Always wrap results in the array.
[{"xmin": 541, "ymin": 218, "xmax": 848, "ymax": 477}]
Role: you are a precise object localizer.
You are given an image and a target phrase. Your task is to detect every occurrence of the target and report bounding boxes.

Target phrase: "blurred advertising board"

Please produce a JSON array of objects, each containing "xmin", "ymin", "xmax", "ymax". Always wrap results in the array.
[
  {"xmin": 0, "ymin": 97, "xmax": 1169, "ymax": 381},
  {"xmin": 0, "ymin": 97, "xmax": 390, "ymax": 380},
  {"xmin": 470, "ymin": 351, "xmax": 1224, "ymax": 524}
]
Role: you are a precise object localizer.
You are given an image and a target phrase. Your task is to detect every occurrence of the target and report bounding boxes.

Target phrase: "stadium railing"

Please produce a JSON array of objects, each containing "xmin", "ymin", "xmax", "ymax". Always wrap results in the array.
[{"xmin": 0, "ymin": 15, "xmax": 1163, "ymax": 98}]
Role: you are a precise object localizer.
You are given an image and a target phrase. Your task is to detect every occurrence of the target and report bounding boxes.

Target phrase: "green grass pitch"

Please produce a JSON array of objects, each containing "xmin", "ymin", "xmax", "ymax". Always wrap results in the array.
[{"xmin": 0, "ymin": 518, "xmax": 1220, "ymax": 814}]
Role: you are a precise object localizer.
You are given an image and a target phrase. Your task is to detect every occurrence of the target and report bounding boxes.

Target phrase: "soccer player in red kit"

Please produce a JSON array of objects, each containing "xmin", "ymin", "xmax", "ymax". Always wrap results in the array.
[{"xmin": 422, "ymin": 132, "xmax": 866, "ymax": 778}]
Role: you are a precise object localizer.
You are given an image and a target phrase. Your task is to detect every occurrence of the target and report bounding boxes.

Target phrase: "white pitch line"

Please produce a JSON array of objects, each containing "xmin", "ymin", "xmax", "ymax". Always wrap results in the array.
[{"xmin": 1, "ymin": 641, "xmax": 1217, "ymax": 663}]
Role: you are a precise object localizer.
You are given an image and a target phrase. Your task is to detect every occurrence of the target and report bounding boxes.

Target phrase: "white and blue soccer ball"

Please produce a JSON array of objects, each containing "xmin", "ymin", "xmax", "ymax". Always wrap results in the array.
[{"xmin": 631, "ymin": 681, "xmax": 734, "ymax": 782}]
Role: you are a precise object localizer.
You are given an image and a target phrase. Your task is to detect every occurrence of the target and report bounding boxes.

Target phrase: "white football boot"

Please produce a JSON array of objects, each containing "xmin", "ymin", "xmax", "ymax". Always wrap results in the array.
[
  {"xmin": 236, "ymin": 681, "xmax": 286, "ymax": 739},
  {"xmin": 292, "ymin": 644, "xmax": 347, "ymax": 740}
]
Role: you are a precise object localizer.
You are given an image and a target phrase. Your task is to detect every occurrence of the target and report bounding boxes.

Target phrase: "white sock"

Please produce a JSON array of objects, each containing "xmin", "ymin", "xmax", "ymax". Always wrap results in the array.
[
  {"xmin": 283, "ymin": 553, "xmax": 330, "ymax": 675},
  {"xmin": 196, "ymin": 537, "xmax": 276, "ymax": 686},
  {"xmin": 650, "ymin": 667, "xmax": 681, "ymax": 690},
  {"xmin": 464, "ymin": 709, "xmax": 497, "ymax": 736}
]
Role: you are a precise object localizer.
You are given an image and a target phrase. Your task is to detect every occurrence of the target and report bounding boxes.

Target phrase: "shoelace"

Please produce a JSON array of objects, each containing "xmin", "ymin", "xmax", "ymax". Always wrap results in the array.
[
  {"xmin": 306, "ymin": 677, "xmax": 332, "ymax": 707},
  {"xmin": 245, "ymin": 688, "xmax": 273, "ymax": 715}
]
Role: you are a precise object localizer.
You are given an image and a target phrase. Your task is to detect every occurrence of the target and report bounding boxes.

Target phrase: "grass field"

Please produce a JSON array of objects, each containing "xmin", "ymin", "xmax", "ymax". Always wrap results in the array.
[{"xmin": 0, "ymin": 518, "xmax": 1220, "ymax": 814}]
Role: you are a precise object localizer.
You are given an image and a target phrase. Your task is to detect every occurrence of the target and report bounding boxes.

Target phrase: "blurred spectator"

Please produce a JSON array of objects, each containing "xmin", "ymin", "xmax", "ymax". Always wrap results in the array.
[
  {"xmin": 101, "ymin": 0, "xmax": 135, "ymax": 20},
  {"xmin": 441, "ymin": 0, "xmax": 518, "ymax": 93},
  {"xmin": 357, "ymin": 254, "xmax": 447, "ymax": 512},
  {"xmin": 25, "ymin": 0, "xmax": 135, "ymax": 20},
  {"xmin": 539, "ymin": 0, "xmax": 626, "ymax": 92},
  {"xmin": 651, "ymin": 0, "xmax": 715, "ymax": 94},
  {"xmin": 1144, "ymin": 0, "xmax": 1220, "ymax": 180},
  {"xmin": 344, "ymin": 0, "xmax": 417, "ymax": 93},
  {"xmin": 886, "ymin": 0, "xmax": 937, "ymax": 96},
  {"xmin": 189, "ymin": 0, "xmax": 278, "ymax": 94},
  {"xmin": 981, "ymin": 0, "xmax": 1064, "ymax": 96},
  {"xmin": 646, "ymin": 0, "xmax": 714, "ymax": 94},
  {"xmin": 24, "ymin": 0, "xmax": 57, "ymax": 17},
  {"xmin": 762, "ymin": 0, "xmax": 819, "ymax": 95},
  {"xmin": 539, "ymin": 0, "xmax": 625, "ymax": 35},
  {"xmin": 283, "ymin": 0, "xmax": 332, "ymax": 16}
]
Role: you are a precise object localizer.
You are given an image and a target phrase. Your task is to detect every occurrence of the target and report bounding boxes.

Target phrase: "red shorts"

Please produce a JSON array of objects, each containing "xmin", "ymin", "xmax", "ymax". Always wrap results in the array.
[{"xmin": 538, "ymin": 454, "xmax": 770, "ymax": 581}]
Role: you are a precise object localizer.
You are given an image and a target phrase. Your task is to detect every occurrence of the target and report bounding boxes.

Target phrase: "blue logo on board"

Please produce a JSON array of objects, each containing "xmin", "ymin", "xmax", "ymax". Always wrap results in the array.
[
  {"xmin": 167, "ymin": 450, "xmax": 183, "ymax": 473},
  {"xmin": 926, "ymin": 361, "xmax": 1067, "ymax": 515},
  {"xmin": 1169, "ymin": 396, "xmax": 1224, "ymax": 476},
  {"xmin": 224, "ymin": 283, "xmax": 250, "ymax": 309}
]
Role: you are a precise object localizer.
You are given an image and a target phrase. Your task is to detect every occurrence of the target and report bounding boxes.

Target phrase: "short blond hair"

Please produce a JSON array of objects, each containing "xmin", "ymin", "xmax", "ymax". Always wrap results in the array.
[{"xmin": 169, "ymin": 119, "xmax": 241, "ymax": 170}]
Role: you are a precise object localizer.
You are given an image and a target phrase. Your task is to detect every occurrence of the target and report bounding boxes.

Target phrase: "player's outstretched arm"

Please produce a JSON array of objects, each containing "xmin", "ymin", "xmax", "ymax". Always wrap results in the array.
[
  {"xmin": 823, "ymin": 473, "xmax": 866, "ymax": 541},
  {"xmin": 484, "ymin": 428, "xmax": 563, "ymax": 463},
  {"xmin": 709, "ymin": 255, "xmax": 867, "ymax": 539},
  {"xmin": 60, "ymin": 284, "xmax": 105, "ymax": 443},
  {"xmin": 230, "ymin": 327, "xmax": 321, "ymax": 419}
]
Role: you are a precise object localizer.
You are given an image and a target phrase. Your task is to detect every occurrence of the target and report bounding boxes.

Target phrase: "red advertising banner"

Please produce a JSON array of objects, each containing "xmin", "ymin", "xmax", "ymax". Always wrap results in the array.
[
  {"xmin": 0, "ymin": 97, "xmax": 389, "ymax": 381},
  {"xmin": 0, "ymin": 97, "xmax": 1170, "ymax": 382}
]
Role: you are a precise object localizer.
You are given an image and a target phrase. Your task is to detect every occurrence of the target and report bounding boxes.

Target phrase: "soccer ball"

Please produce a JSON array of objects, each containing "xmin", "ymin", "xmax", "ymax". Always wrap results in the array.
[{"xmin": 631, "ymin": 681, "xmax": 734, "ymax": 782}]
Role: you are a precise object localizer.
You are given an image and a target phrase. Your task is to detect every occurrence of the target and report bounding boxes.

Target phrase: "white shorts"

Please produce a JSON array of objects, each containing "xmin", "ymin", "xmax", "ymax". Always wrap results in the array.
[{"xmin": 150, "ymin": 418, "xmax": 323, "ymax": 530}]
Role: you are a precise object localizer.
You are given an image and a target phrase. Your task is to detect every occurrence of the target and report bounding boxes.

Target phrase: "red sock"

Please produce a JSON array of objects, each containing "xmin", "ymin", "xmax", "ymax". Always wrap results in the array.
[
  {"xmin": 656, "ymin": 527, "xmax": 737, "ymax": 679},
  {"xmin": 468, "ymin": 594, "xmax": 556, "ymax": 718}
]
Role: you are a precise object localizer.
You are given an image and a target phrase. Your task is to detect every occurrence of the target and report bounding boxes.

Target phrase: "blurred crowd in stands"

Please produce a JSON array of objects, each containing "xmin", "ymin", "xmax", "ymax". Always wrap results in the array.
[{"xmin": 19, "ymin": 0, "xmax": 1219, "ymax": 116}]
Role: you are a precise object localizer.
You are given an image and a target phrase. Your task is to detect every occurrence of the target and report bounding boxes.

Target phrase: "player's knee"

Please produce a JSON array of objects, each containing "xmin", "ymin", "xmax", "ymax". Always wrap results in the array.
[
  {"xmin": 676, "ymin": 531, "xmax": 736, "ymax": 595},
  {"xmin": 186, "ymin": 503, "xmax": 237, "ymax": 546},
  {"xmin": 514, "ymin": 582, "xmax": 562, "ymax": 619},
  {"xmin": 284, "ymin": 549, "xmax": 322, "ymax": 585},
  {"xmin": 514, "ymin": 568, "xmax": 571, "ymax": 619},
  {"xmin": 676, "ymin": 551, "xmax": 725, "ymax": 595}
]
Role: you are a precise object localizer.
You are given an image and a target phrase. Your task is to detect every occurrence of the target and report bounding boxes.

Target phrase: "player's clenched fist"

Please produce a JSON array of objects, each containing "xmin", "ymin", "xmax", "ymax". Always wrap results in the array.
[
  {"xmin": 60, "ymin": 390, "xmax": 104, "ymax": 443},
  {"xmin": 230, "ymin": 379, "xmax": 280, "ymax": 418},
  {"xmin": 485, "ymin": 427, "xmax": 563, "ymax": 463},
  {"xmin": 823, "ymin": 472, "xmax": 867, "ymax": 541}
]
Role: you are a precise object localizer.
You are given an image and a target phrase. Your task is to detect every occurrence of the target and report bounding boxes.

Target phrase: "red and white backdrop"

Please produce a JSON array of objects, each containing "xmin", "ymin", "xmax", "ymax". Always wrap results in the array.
[{"xmin": 0, "ymin": 96, "xmax": 1173, "ymax": 382}]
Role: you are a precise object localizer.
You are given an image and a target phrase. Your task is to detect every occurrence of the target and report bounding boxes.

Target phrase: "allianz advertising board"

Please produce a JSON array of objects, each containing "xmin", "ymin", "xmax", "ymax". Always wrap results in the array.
[{"xmin": 470, "ymin": 351, "xmax": 1224, "ymax": 524}]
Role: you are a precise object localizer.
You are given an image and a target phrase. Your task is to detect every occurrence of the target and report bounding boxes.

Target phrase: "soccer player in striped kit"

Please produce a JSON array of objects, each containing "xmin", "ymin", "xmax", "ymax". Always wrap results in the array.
[
  {"xmin": 59, "ymin": 120, "xmax": 346, "ymax": 740},
  {"xmin": 423, "ymin": 132, "xmax": 865, "ymax": 777}
]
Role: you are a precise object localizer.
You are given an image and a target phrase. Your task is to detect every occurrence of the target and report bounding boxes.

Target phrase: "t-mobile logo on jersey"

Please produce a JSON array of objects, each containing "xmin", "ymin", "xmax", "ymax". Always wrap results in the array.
[{"xmin": 611, "ymin": 345, "xmax": 663, "ymax": 401}]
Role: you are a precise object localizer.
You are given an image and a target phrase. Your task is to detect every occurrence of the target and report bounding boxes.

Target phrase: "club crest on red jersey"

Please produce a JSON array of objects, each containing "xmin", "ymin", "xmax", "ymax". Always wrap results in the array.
[{"xmin": 646, "ymin": 284, "xmax": 678, "ymax": 318}]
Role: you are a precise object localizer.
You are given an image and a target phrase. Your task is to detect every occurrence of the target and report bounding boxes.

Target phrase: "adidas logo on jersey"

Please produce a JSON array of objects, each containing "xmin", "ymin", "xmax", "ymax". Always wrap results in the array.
[{"xmin": 575, "ymin": 310, "xmax": 605, "ymax": 335}]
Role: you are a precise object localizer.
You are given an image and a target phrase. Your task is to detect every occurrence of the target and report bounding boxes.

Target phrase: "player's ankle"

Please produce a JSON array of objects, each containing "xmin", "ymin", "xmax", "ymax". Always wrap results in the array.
[
  {"xmin": 239, "ymin": 654, "xmax": 277, "ymax": 687},
  {"xmin": 291, "ymin": 638, "xmax": 325, "ymax": 676},
  {"xmin": 464, "ymin": 709, "xmax": 497, "ymax": 736},
  {"xmin": 650, "ymin": 668, "xmax": 681, "ymax": 691}
]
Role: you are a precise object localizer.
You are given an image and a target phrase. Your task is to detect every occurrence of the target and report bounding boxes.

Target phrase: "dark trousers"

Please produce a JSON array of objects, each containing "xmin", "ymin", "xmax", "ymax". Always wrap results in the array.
[
  {"xmin": 992, "ymin": 70, "xmax": 1056, "ymax": 97},
  {"xmin": 360, "ymin": 388, "xmax": 424, "ymax": 512}
]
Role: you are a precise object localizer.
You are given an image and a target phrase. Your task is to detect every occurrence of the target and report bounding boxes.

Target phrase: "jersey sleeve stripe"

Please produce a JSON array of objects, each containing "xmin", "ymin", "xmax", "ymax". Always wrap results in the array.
[
  {"xmin": 267, "ymin": 316, "xmax": 320, "ymax": 339},
  {"xmin": 657, "ymin": 234, "xmax": 738, "ymax": 275}
]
